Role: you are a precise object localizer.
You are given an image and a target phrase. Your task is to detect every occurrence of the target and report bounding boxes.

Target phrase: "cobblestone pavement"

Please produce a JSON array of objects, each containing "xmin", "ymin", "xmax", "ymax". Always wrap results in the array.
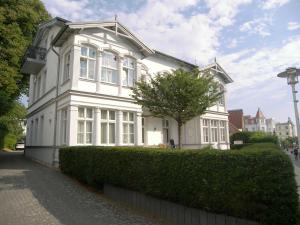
[{"xmin": 0, "ymin": 151, "xmax": 164, "ymax": 225}]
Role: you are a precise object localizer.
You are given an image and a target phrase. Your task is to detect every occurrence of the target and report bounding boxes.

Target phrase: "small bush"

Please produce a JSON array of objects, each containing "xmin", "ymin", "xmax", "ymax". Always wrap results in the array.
[
  {"xmin": 60, "ymin": 144, "xmax": 298, "ymax": 225},
  {"xmin": 4, "ymin": 133, "xmax": 17, "ymax": 149}
]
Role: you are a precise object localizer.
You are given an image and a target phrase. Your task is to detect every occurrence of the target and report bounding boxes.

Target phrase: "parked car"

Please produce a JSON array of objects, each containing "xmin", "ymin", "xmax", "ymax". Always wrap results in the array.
[{"xmin": 16, "ymin": 140, "xmax": 25, "ymax": 150}]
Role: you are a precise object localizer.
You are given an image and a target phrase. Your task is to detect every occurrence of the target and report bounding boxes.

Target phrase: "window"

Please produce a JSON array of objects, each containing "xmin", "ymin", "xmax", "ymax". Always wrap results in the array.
[
  {"xmin": 100, "ymin": 110, "xmax": 116, "ymax": 144},
  {"xmin": 40, "ymin": 116, "xmax": 44, "ymax": 145},
  {"xmin": 35, "ymin": 118, "xmax": 39, "ymax": 144},
  {"xmin": 37, "ymin": 75, "xmax": 41, "ymax": 99},
  {"xmin": 63, "ymin": 51, "xmax": 71, "ymax": 82},
  {"xmin": 162, "ymin": 119, "xmax": 169, "ymax": 144},
  {"xmin": 220, "ymin": 121, "xmax": 226, "ymax": 142},
  {"xmin": 42, "ymin": 69, "xmax": 46, "ymax": 94},
  {"xmin": 122, "ymin": 56, "xmax": 135, "ymax": 87},
  {"xmin": 61, "ymin": 109, "xmax": 68, "ymax": 144},
  {"xmin": 123, "ymin": 112, "xmax": 134, "ymax": 144},
  {"xmin": 101, "ymin": 51, "xmax": 118, "ymax": 84},
  {"xmin": 77, "ymin": 107, "xmax": 93, "ymax": 144},
  {"xmin": 211, "ymin": 120, "xmax": 218, "ymax": 142},
  {"xmin": 142, "ymin": 117, "xmax": 145, "ymax": 143},
  {"xmin": 80, "ymin": 46, "xmax": 96, "ymax": 79},
  {"xmin": 203, "ymin": 119, "xmax": 209, "ymax": 143},
  {"xmin": 218, "ymin": 85, "xmax": 225, "ymax": 106}
]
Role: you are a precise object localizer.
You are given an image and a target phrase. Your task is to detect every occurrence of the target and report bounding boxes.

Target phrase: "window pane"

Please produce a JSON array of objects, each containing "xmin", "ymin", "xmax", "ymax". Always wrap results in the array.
[
  {"xmin": 101, "ymin": 110, "xmax": 107, "ymax": 120},
  {"xmin": 86, "ymin": 108, "xmax": 93, "ymax": 118},
  {"xmin": 78, "ymin": 108, "xmax": 84, "ymax": 118},
  {"xmin": 86, "ymin": 133, "xmax": 92, "ymax": 144},
  {"xmin": 128, "ymin": 69, "xmax": 134, "ymax": 86},
  {"xmin": 86, "ymin": 121, "xmax": 92, "ymax": 132},
  {"xmin": 77, "ymin": 134, "xmax": 84, "ymax": 144},
  {"xmin": 78, "ymin": 121, "xmax": 84, "ymax": 132},
  {"xmin": 130, "ymin": 134, "xmax": 134, "ymax": 143},
  {"xmin": 129, "ymin": 124, "xmax": 134, "ymax": 133},
  {"xmin": 80, "ymin": 58, "xmax": 87, "ymax": 77},
  {"xmin": 88, "ymin": 60, "xmax": 95, "ymax": 79},
  {"xmin": 122, "ymin": 68, "xmax": 128, "ymax": 86},
  {"xmin": 103, "ymin": 51, "xmax": 117, "ymax": 68},
  {"xmin": 109, "ymin": 111, "xmax": 115, "ymax": 120},
  {"xmin": 101, "ymin": 123, "xmax": 107, "ymax": 144},
  {"xmin": 129, "ymin": 113, "xmax": 134, "ymax": 121},
  {"xmin": 89, "ymin": 48, "xmax": 96, "ymax": 58},
  {"xmin": 123, "ymin": 124, "xmax": 128, "ymax": 144},
  {"xmin": 81, "ymin": 47, "xmax": 87, "ymax": 56},
  {"xmin": 101, "ymin": 68, "xmax": 107, "ymax": 82},
  {"xmin": 111, "ymin": 70, "xmax": 117, "ymax": 84},
  {"xmin": 109, "ymin": 123, "xmax": 115, "ymax": 143},
  {"xmin": 123, "ymin": 112, "xmax": 128, "ymax": 121}
]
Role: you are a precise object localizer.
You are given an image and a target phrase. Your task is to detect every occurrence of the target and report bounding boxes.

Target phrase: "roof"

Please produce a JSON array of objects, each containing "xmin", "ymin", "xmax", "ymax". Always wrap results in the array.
[
  {"xmin": 199, "ymin": 62, "xmax": 234, "ymax": 84},
  {"xmin": 228, "ymin": 109, "xmax": 244, "ymax": 129},
  {"xmin": 255, "ymin": 107, "xmax": 265, "ymax": 118},
  {"xmin": 229, "ymin": 122, "xmax": 241, "ymax": 135}
]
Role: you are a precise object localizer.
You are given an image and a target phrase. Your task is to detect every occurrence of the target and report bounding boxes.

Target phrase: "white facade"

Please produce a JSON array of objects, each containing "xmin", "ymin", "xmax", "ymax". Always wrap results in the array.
[
  {"xmin": 244, "ymin": 108, "xmax": 275, "ymax": 133},
  {"xmin": 22, "ymin": 18, "xmax": 233, "ymax": 165},
  {"xmin": 275, "ymin": 118, "xmax": 295, "ymax": 140}
]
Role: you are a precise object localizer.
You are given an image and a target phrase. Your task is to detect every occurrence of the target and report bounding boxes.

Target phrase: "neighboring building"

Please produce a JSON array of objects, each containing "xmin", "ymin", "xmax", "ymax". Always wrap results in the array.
[
  {"xmin": 243, "ymin": 108, "xmax": 275, "ymax": 133},
  {"xmin": 21, "ymin": 17, "xmax": 233, "ymax": 166},
  {"xmin": 228, "ymin": 109, "xmax": 243, "ymax": 135},
  {"xmin": 275, "ymin": 118, "xmax": 295, "ymax": 140}
]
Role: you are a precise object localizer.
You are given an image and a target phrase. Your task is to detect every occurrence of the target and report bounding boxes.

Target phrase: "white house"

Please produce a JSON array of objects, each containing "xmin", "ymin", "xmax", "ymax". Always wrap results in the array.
[
  {"xmin": 275, "ymin": 117, "xmax": 295, "ymax": 140},
  {"xmin": 21, "ymin": 17, "xmax": 233, "ymax": 166}
]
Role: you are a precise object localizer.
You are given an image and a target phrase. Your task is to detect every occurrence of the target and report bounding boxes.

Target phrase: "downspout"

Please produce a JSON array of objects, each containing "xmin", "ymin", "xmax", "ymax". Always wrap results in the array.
[{"xmin": 51, "ymin": 45, "xmax": 60, "ymax": 166}]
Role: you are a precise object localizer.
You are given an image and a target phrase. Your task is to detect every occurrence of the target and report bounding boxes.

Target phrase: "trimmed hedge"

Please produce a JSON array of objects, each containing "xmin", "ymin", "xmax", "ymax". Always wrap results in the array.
[
  {"xmin": 230, "ymin": 131, "xmax": 278, "ymax": 145},
  {"xmin": 60, "ymin": 144, "xmax": 299, "ymax": 225}
]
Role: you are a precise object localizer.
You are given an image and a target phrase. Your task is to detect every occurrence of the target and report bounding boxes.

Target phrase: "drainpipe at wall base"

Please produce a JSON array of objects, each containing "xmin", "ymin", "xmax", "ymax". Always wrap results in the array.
[{"xmin": 51, "ymin": 45, "xmax": 60, "ymax": 166}]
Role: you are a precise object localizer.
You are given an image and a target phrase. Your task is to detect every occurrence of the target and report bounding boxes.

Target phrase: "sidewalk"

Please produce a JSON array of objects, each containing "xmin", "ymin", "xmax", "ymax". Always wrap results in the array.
[{"xmin": 283, "ymin": 149, "xmax": 300, "ymax": 194}]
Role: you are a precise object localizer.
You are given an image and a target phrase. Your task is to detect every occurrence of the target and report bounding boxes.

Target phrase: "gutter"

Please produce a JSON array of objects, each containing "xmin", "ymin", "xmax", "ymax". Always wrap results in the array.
[{"xmin": 51, "ymin": 45, "xmax": 61, "ymax": 166}]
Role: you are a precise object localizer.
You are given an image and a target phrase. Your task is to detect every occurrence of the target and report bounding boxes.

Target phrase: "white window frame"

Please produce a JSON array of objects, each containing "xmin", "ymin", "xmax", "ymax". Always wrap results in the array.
[
  {"xmin": 203, "ymin": 119, "xmax": 209, "ymax": 143},
  {"xmin": 122, "ymin": 56, "xmax": 135, "ymax": 87},
  {"xmin": 211, "ymin": 120, "xmax": 218, "ymax": 143},
  {"xmin": 63, "ymin": 51, "xmax": 71, "ymax": 82},
  {"xmin": 123, "ymin": 112, "xmax": 135, "ymax": 144},
  {"xmin": 100, "ymin": 110, "xmax": 116, "ymax": 144},
  {"xmin": 101, "ymin": 51, "xmax": 118, "ymax": 84},
  {"xmin": 219, "ymin": 121, "xmax": 226, "ymax": 142},
  {"xmin": 77, "ymin": 107, "xmax": 93, "ymax": 144},
  {"xmin": 80, "ymin": 46, "xmax": 96, "ymax": 80}
]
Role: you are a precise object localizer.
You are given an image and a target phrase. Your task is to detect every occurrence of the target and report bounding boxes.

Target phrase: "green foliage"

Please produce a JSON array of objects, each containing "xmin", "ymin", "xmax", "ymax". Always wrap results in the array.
[
  {"xmin": 0, "ymin": 101, "xmax": 26, "ymax": 149},
  {"xmin": 60, "ymin": 144, "xmax": 298, "ymax": 225},
  {"xmin": 131, "ymin": 68, "xmax": 223, "ymax": 147},
  {"xmin": 230, "ymin": 131, "xmax": 278, "ymax": 145},
  {"xmin": 0, "ymin": 0, "xmax": 50, "ymax": 115},
  {"xmin": 281, "ymin": 136, "xmax": 298, "ymax": 148}
]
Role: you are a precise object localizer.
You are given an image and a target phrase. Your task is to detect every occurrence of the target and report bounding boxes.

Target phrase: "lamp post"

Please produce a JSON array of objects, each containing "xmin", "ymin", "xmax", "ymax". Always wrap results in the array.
[{"xmin": 277, "ymin": 67, "xmax": 300, "ymax": 149}]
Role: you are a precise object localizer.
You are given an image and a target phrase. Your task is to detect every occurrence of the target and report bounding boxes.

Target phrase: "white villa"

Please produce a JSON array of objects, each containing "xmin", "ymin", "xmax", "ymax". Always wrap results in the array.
[{"xmin": 21, "ymin": 17, "xmax": 233, "ymax": 166}]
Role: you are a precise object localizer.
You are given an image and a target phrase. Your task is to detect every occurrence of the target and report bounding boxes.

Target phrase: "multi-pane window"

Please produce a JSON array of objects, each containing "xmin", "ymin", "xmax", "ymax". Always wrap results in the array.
[
  {"xmin": 220, "ymin": 121, "xmax": 226, "ymax": 142},
  {"xmin": 61, "ymin": 109, "xmax": 68, "ymax": 144},
  {"xmin": 63, "ymin": 51, "xmax": 71, "ymax": 82},
  {"xmin": 80, "ymin": 46, "xmax": 96, "ymax": 79},
  {"xmin": 122, "ymin": 56, "xmax": 135, "ymax": 87},
  {"xmin": 218, "ymin": 85, "xmax": 225, "ymax": 105},
  {"xmin": 203, "ymin": 119, "xmax": 209, "ymax": 143},
  {"xmin": 123, "ymin": 112, "xmax": 134, "ymax": 144},
  {"xmin": 101, "ymin": 110, "xmax": 116, "ymax": 144},
  {"xmin": 101, "ymin": 51, "xmax": 118, "ymax": 84},
  {"xmin": 162, "ymin": 119, "xmax": 169, "ymax": 144},
  {"xmin": 211, "ymin": 120, "xmax": 218, "ymax": 142},
  {"xmin": 77, "ymin": 107, "xmax": 93, "ymax": 144}
]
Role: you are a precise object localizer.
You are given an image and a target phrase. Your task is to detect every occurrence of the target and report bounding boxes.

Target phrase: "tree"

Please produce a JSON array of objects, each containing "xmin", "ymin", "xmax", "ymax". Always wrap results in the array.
[
  {"xmin": 0, "ymin": 0, "xmax": 50, "ymax": 116},
  {"xmin": 131, "ymin": 68, "xmax": 223, "ymax": 148}
]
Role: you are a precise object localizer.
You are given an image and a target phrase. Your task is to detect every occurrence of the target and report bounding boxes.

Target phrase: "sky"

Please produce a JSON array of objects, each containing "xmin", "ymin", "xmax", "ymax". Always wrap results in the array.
[{"xmin": 37, "ymin": 0, "xmax": 300, "ymax": 123}]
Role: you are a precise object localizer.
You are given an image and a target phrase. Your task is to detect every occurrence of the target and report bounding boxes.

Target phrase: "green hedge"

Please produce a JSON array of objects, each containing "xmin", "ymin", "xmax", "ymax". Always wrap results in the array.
[
  {"xmin": 60, "ymin": 144, "xmax": 299, "ymax": 225},
  {"xmin": 230, "ymin": 131, "xmax": 278, "ymax": 145}
]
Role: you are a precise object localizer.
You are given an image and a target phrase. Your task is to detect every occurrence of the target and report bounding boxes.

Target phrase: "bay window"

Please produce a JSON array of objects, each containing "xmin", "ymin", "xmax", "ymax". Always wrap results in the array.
[
  {"xmin": 101, "ymin": 51, "xmax": 118, "ymax": 84},
  {"xmin": 77, "ymin": 107, "xmax": 93, "ymax": 144},
  {"xmin": 123, "ymin": 112, "xmax": 134, "ymax": 144},
  {"xmin": 80, "ymin": 46, "xmax": 96, "ymax": 79},
  {"xmin": 101, "ymin": 110, "xmax": 116, "ymax": 144},
  {"xmin": 122, "ymin": 56, "xmax": 135, "ymax": 87}
]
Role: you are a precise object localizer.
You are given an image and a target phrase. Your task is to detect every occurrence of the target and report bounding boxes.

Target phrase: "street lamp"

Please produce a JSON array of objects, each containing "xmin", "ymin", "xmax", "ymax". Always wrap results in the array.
[{"xmin": 277, "ymin": 67, "xmax": 300, "ymax": 149}]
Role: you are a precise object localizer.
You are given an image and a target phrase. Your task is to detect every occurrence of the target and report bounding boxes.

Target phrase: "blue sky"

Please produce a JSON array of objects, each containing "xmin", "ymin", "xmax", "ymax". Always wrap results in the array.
[{"xmin": 38, "ymin": 0, "xmax": 300, "ymax": 122}]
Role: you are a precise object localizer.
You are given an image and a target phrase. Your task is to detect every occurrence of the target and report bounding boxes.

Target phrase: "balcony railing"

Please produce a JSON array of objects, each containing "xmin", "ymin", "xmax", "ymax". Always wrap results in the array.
[{"xmin": 21, "ymin": 46, "xmax": 47, "ymax": 74}]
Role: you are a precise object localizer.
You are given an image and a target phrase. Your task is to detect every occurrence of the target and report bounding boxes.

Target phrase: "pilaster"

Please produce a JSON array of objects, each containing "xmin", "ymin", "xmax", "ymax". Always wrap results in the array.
[
  {"xmin": 71, "ymin": 45, "xmax": 81, "ymax": 90},
  {"xmin": 94, "ymin": 107, "xmax": 101, "ymax": 145},
  {"xmin": 118, "ymin": 56, "xmax": 124, "ymax": 96},
  {"xmin": 116, "ymin": 110, "xmax": 123, "ymax": 145},
  {"xmin": 135, "ymin": 112, "xmax": 143, "ymax": 146},
  {"xmin": 68, "ymin": 105, "xmax": 78, "ymax": 146},
  {"xmin": 96, "ymin": 50, "xmax": 103, "ymax": 93}
]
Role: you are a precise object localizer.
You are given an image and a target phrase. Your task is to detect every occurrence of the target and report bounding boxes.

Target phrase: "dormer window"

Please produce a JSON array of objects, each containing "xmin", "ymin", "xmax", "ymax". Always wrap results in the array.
[
  {"xmin": 101, "ymin": 51, "xmax": 118, "ymax": 84},
  {"xmin": 80, "ymin": 46, "xmax": 96, "ymax": 79},
  {"xmin": 122, "ymin": 56, "xmax": 135, "ymax": 87}
]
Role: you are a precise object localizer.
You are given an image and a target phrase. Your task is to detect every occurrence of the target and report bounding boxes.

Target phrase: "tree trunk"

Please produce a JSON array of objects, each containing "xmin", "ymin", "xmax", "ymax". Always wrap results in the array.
[{"xmin": 177, "ymin": 121, "xmax": 182, "ymax": 149}]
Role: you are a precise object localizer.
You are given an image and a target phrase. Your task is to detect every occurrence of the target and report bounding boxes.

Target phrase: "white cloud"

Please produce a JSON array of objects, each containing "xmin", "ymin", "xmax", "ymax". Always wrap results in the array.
[
  {"xmin": 240, "ymin": 15, "xmax": 272, "ymax": 37},
  {"xmin": 219, "ymin": 36, "xmax": 300, "ymax": 96},
  {"xmin": 288, "ymin": 22, "xmax": 300, "ymax": 31},
  {"xmin": 260, "ymin": 0, "xmax": 289, "ymax": 9}
]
